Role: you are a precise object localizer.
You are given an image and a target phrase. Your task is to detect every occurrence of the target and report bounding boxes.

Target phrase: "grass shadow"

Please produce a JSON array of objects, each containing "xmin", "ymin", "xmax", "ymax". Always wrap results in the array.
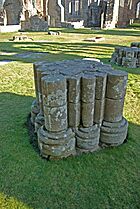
[
  {"xmin": 52, "ymin": 27, "xmax": 140, "ymax": 37},
  {"xmin": 0, "ymin": 41, "xmax": 129, "ymax": 63},
  {"xmin": 0, "ymin": 41, "xmax": 139, "ymax": 75}
]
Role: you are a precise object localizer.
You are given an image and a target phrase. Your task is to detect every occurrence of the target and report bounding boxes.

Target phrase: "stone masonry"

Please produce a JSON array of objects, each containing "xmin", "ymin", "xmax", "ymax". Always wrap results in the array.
[
  {"xmin": 21, "ymin": 15, "xmax": 48, "ymax": 31},
  {"xmin": 0, "ymin": 0, "xmax": 139, "ymax": 28},
  {"xmin": 31, "ymin": 59, "xmax": 128, "ymax": 160},
  {"xmin": 111, "ymin": 42, "xmax": 140, "ymax": 68}
]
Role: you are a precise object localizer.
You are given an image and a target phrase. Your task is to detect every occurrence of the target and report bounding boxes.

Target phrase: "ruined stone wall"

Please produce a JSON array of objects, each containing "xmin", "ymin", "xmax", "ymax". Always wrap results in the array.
[
  {"xmin": 48, "ymin": 0, "xmax": 61, "ymax": 26},
  {"xmin": 3, "ymin": 0, "xmax": 23, "ymax": 25},
  {"xmin": 88, "ymin": 2, "xmax": 100, "ymax": 27},
  {"xmin": 64, "ymin": 0, "xmax": 89, "ymax": 25},
  {"xmin": 81, "ymin": 0, "xmax": 90, "ymax": 25},
  {"xmin": 118, "ymin": 0, "xmax": 132, "ymax": 27},
  {"xmin": 0, "ymin": 0, "xmax": 139, "ymax": 28},
  {"xmin": 35, "ymin": 0, "xmax": 43, "ymax": 13},
  {"xmin": 103, "ymin": 0, "xmax": 120, "ymax": 29},
  {"xmin": 118, "ymin": 0, "xmax": 140, "ymax": 27}
]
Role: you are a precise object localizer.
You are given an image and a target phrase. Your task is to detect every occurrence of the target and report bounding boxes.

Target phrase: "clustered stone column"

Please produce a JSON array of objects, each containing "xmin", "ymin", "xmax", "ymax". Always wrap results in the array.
[
  {"xmin": 30, "ymin": 59, "xmax": 128, "ymax": 160},
  {"xmin": 100, "ymin": 70, "xmax": 128, "ymax": 146},
  {"xmin": 111, "ymin": 42, "xmax": 140, "ymax": 68},
  {"xmin": 75, "ymin": 74, "xmax": 100, "ymax": 153}
]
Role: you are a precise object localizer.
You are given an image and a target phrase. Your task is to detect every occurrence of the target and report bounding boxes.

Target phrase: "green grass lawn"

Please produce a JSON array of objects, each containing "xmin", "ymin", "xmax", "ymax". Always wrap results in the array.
[{"xmin": 0, "ymin": 28, "xmax": 140, "ymax": 209}]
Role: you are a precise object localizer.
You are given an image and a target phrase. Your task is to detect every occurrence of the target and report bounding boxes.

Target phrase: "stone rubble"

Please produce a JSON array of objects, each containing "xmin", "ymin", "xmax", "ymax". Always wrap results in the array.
[
  {"xmin": 12, "ymin": 35, "xmax": 33, "ymax": 41},
  {"xmin": 31, "ymin": 59, "xmax": 128, "ymax": 160},
  {"xmin": 111, "ymin": 43, "xmax": 140, "ymax": 68},
  {"xmin": 84, "ymin": 37, "xmax": 105, "ymax": 42},
  {"xmin": 48, "ymin": 31, "xmax": 61, "ymax": 35}
]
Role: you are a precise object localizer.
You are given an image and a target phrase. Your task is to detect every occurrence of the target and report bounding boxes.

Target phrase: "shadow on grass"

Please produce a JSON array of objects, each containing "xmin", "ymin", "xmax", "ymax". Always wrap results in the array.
[
  {"xmin": 0, "ymin": 92, "xmax": 140, "ymax": 209},
  {"xmin": 0, "ymin": 41, "xmax": 127, "ymax": 62},
  {"xmin": 0, "ymin": 41, "xmax": 140, "ymax": 75},
  {"xmin": 52, "ymin": 27, "xmax": 140, "ymax": 37}
]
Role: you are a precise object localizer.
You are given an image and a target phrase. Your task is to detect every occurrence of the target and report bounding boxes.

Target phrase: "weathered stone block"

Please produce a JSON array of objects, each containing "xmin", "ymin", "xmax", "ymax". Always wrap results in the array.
[
  {"xmin": 110, "ymin": 52, "xmax": 118, "ymax": 63},
  {"xmin": 81, "ymin": 75, "xmax": 96, "ymax": 103},
  {"xmin": 122, "ymin": 57, "xmax": 137, "ymax": 68},
  {"xmin": 94, "ymin": 99, "xmax": 105, "ymax": 126},
  {"xmin": 118, "ymin": 48, "xmax": 125, "ymax": 57},
  {"xmin": 100, "ymin": 117, "xmax": 128, "ymax": 146},
  {"xmin": 125, "ymin": 49, "xmax": 135, "ymax": 58},
  {"xmin": 106, "ymin": 70, "xmax": 128, "ymax": 99},
  {"xmin": 102, "ymin": 117, "xmax": 126, "ymax": 128},
  {"xmin": 104, "ymin": 98, "xmax": 124, "ymax": 122},
  {"xmin": 33, "ymin": 63, "xmax": 49, "ymax": 109},
  {"xmin": 95, "ymin": 72, "xmax": 107, "ymax": 100},
  {"xmin": 38, "ymin": 126, "xmax": 76, "ymax": 159},
  {"xmin": 21, "ymin": 15, "xmax": 48, "ymax": 32},
  {"xmin": 81, "ymin": 102, "xmax": 94, "ymax": 127},
  {"xmin": 42, "ymin": 75, "xmax": 67, "ymax": 107},
  {"xmin": 75, "ymin": 125, "xmax": 100, "ymax": 150},
  {"xmin": 76, "ymin": 135, "xmax": 99, "ymax": 150},
  {"xmin": 44, "ymin": 105, "xmax": 67, "ymax": 132},
  {"xmin": 101, "ymin": 118, "xmax": 128, "ymax": 134},
  {"xmin": 67, "ymin": 76, "xmax": 81, "ymax": 103},
  {"xmin": 68, "ymin": 102, "xmax": 80, "ymax": 128},
  {"xmin": 38, "ymin": 126, "xmax": 74, "ymax": 145},
  {"xmin": 100, "ymin": 131, "xmax": 127, "ymax": 146},
  {"xmin": 75, "ymin": 125, "xmax": 100, "ymax": 139},
  {"xmin": 41, "ymin": 137, "xmax": 76, "ymax": 159},
  {"xmin": 116, "ymin": 57, "xmax": 122, "ymax": 65},
  {"xmin": 79, "ymin": 124, "xmax": 98, "ymax": 133}
]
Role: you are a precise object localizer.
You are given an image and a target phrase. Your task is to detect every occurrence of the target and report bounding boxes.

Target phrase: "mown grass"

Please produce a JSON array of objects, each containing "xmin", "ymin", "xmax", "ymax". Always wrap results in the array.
[{"xmin": 0, "ymin": 28, "xmax": 140, "ymax": 209}]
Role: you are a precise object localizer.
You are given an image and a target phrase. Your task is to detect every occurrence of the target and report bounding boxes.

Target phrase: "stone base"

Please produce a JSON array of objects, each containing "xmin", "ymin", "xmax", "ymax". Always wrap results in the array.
[
  {"xmin": 75, "ymin": 124, "xmax": 100, "ymax": 151},
  {"xmin": 100, "ymin": 117, "xmax": 128, "ymax": 146},
  {"xmin": 38, "ymin": 126, "xmax": 76, "ymax": 159}
]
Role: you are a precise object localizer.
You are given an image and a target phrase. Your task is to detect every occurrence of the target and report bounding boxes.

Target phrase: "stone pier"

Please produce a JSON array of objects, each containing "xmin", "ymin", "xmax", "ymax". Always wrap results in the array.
[
  {"xmin": 111, "ymin": 43, "xmax": 140, "ymax": 68},
  {"xmin": 31, "ymin": 59, "xmax": 128, "ymax": 159}
]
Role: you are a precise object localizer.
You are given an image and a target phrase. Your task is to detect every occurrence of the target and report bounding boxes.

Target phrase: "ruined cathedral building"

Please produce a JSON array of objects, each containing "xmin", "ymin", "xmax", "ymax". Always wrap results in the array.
[{"xmin": 0, "ymin": 0, "xmax": 140, "ymax": 29}]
